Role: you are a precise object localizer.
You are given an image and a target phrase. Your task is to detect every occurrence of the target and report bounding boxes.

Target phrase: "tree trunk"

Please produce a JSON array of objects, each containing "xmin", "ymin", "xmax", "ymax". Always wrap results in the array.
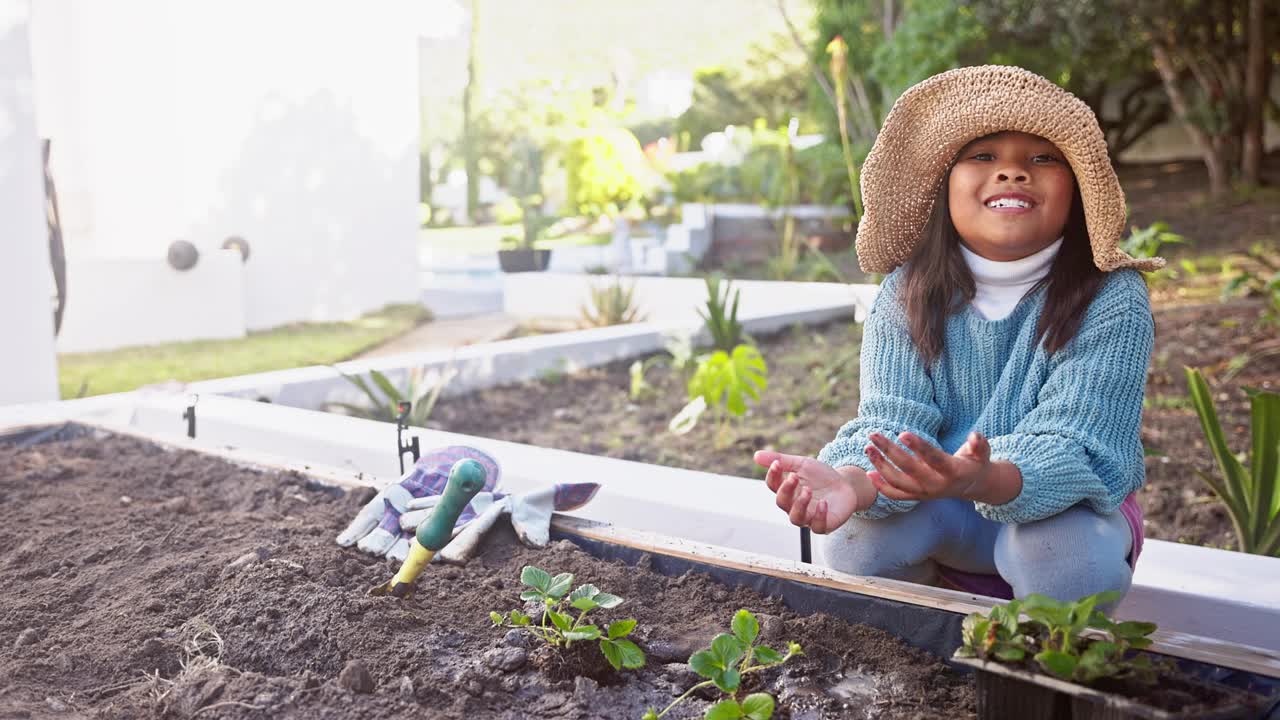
[
  {"xmin": 1242, "ymin": 0, "xmax": 1267, "ymax": 184},
  {"xmin": 1152, "ymin": 42, "xmax": 1233, "ymax": 198},
  {"xmin": 882, "ymin": 0, "xmax": 897, "ymax": 40},
  {"xmin": 462, "ymin": 0, "xmax": 481, "ymax": 223}
]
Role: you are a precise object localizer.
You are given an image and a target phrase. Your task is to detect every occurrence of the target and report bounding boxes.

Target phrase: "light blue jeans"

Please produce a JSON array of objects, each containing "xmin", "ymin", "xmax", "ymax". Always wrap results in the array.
[{"xmin": 817, "ymin": 499, "xmax": 1133, "ymax": 606}]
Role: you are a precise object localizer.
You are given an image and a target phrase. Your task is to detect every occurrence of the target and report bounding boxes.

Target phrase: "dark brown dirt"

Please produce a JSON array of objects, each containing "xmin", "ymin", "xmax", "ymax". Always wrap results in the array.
[
  {"xmin": 0, "ymin": 433, "xmax": 974, "ymax": 719},
  {"xmin": 1121, "ymin": 154, "xmax": 1280, "ymax": 258},
  {"xmin": 431, "ymin": 320, "xmax": 863, "ymax": 483},
  {"xmin": 1140, "ymin": 293, "xmax": 1279, "ymax": 551}
]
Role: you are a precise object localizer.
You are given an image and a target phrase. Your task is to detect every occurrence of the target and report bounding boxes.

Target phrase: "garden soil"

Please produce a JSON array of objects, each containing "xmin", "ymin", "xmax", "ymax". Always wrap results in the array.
[{"xmin": 0, "ymin": 434, "xmax": 974, "ymax": 719}]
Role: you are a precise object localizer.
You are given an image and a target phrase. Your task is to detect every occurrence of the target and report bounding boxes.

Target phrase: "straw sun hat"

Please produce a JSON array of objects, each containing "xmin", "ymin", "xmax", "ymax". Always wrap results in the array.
[{"xmin": 855, "ymin": 65, "xmax": 1165, "ymax": 274}]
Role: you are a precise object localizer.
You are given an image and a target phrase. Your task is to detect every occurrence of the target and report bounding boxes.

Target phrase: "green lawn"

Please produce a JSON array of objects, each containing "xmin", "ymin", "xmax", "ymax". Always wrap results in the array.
[
  {"xmin": 58, "ymin": 304, "xmax": 431, "ymax": 399},
  {"xmin": 420, "ymin": 223, "xmax": 611, "ymax": 255}
]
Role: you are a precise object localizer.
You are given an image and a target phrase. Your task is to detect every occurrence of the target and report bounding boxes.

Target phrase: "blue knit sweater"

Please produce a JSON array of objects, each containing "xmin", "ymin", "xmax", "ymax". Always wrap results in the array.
[{"xmin": 819, "ymin": 267, "xmax": 1154, "ymax": 524}]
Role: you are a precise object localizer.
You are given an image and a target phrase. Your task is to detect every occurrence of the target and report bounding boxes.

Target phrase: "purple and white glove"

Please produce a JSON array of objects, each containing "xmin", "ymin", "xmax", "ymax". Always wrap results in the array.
[
  {"xmin": 336, "ymin": 446, "xmax": 501, "ymax": 561},
  {"xmin": 336, "ymin": 445, "xmax": 600, "ymax": 563}
]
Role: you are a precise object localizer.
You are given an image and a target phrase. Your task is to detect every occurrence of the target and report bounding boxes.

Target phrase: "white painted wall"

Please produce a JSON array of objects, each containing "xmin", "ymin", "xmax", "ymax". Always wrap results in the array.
[
  {"xmin": 56, "ymin": 251, "xmax": 247, "ymax": 353},
  {"xmin": 28, "ymin": 0, "xmax": 420, "ymax": 344},
  {"xmin": 0, "ymin": 0, "xmax": 59, "ymax": 405}
]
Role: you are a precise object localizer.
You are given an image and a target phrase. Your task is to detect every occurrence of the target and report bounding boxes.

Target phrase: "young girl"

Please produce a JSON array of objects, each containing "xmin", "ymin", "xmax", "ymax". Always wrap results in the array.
[{"xmin": 754, "ymin": 66, "xmax": 1163, "ymax": 605}]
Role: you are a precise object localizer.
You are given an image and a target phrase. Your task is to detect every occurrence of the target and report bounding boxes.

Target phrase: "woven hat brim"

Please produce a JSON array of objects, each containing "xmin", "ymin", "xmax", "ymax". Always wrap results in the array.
[{"xmin": 856, "ymin": 65, "xmax": 1165, "ymax": 274}]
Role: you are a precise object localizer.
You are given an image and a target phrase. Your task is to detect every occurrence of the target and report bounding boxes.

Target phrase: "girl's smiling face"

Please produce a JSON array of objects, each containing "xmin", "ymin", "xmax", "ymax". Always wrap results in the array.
[{"xmin": 947, "ymin": 131, "xmax": 1075, "ymax": 261}]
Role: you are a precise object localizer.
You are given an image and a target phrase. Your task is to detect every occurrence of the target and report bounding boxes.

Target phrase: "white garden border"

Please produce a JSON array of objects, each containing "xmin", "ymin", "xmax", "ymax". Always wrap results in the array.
[{"xmin": 187, "ymin": 278, "xmax": 879, "ymax": 412}]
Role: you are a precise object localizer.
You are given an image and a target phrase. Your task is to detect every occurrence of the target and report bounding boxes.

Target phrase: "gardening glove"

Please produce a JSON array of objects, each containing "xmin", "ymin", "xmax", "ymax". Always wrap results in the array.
[
  {"xmin": 336, "ymin": 446, "xmax": 501, "ymax": 561},
  {"xmin": 406, "ymin": 482, "xmax": 601, "ymax": 563}
]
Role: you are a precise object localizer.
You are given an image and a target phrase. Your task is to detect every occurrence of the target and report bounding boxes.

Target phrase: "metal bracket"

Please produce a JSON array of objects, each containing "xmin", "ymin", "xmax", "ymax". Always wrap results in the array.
[
  {"xmin": 182, "ymin": 395, "xmax": 198, "ymax": 439},
  {"xmin": 396, "ymin": 401, "xmax": 420, "ymax": 474}
]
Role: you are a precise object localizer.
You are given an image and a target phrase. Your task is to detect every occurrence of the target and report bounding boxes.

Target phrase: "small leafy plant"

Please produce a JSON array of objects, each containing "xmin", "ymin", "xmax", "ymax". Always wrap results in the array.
[
  {"xmin": 327, "ymin": 365, "xmax": 453, "ymax": 426},
  {"xmin": 490, "ymin": 565, "xmax": 645, "ymax": 672},
  {"xmin": 698, "ymin": 275, "xmax": 745, "ymax": 353},
  {"xmin": 1221, "ymin": 242, "xmax": 1280, "ymax": 328},
  {"xmin": 643, "ymin": 609, "xmax": 802, "ymax": 720},
  {"xmin": 629, "ymin": 355, "xmax": 667, "ymax": 401},
  {"xmin": 669, "ymin": 345, "xmax": 768, "ymax": 447},
  {"xmin": 1120, "ymin": 221, "xmax": 1186, "ymax": 260},
  {"xmin": 1185, "ymin": 367, "xmax": 1280, "ymax": 556},
  {"xmin": 581, "ymin": 276, "xmax": 645, "ymax": 327},
  {"xmin": 956, "ymin": 591, "xmax": 1158, "ymax": 685}
]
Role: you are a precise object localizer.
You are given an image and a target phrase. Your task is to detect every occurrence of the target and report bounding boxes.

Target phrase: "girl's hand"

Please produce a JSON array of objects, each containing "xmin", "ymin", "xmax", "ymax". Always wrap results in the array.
[
  {"xmin": 864, "ymin": 430, "xmax": 1008, "ymax": 502},
  {"xmin": 753, "ymin": 451, "xmax": 870, "ymax": 533}
]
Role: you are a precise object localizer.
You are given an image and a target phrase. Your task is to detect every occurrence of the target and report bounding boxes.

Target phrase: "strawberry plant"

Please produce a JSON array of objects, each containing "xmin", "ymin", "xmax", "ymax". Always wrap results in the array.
[
  {"xmin": 642, "ymin": 609, "xmax": 802, "ymax": 720},
  {"xmin": 490, "ymin": 565, "xmax": 645, "ymax": 671},
  {"xmin": 956, "ymin": 591, "xmax": 1158, "ymax": 685}
]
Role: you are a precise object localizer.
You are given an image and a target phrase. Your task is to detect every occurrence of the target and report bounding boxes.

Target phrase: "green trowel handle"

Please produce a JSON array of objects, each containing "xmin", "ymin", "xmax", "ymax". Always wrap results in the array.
[{"xmin": 416, "ymin": 458, "xmax": 487, "ymax": 551}]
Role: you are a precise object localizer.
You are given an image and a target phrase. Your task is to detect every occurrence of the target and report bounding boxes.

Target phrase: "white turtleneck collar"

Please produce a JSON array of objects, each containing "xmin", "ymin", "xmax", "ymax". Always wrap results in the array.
[{"xmin": 959, "ymin": 237, "xmax": 1062, "ymax": 320}]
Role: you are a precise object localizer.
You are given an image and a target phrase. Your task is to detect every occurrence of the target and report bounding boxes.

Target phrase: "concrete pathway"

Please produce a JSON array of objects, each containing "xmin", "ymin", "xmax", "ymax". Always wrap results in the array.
[{"xmin": 354, "ymin": 312, "xmax": 520, "ymax": 360}]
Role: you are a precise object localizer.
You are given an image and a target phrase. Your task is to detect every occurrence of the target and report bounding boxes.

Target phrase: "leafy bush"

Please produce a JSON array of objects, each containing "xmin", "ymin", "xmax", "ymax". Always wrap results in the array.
[
  {"xmin": 1185, "ymin": 367, "xmax": 1280, "ymax": 556},
  {"xmin": 492, "ymin": 197, "xmax": 524, "ymax": 225},
  {"xmin": 1121, "ymin": 221, "xmax": 1186, "ymax": 259},
  {"xmin": 491, "ymin": 565, "xmax": 645, "ymax": 672},
  {"xmin": 642, "ymin": 609, "xmax": 802, "ymax": 720},
  {"xmin": 667, "ymin": 138, "xmax": 853, "ymax": 207},
  {"xmin": 698, "ymin": 275, "xmax": 745, "ymax": 353},
  {"xmin": 564, "ymin": 128, "xmax": 654, "ymax": 217},
  {"xmin": 1221, "ymin": 242, "xmax": 1280, "ymax": 327},
  {"xmin": 957, "ymin": 591, "xmax": 1157, "ymax": 685},
  {"xmin": 580, "ymin": 276, "xmax": 645, "ymax": 327}
]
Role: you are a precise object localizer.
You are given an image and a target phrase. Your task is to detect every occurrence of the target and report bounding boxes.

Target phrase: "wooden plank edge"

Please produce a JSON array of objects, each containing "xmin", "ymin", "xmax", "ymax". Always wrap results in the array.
[{"xmin": 551, "ymin": 516, "xmax": 1280, "ymax": 679}]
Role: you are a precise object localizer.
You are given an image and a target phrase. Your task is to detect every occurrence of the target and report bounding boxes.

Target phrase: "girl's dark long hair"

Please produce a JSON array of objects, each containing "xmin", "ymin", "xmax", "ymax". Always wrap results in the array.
[{"xmin": 901, "ymin": 175, "xmax": 1104, "ymax": 365}]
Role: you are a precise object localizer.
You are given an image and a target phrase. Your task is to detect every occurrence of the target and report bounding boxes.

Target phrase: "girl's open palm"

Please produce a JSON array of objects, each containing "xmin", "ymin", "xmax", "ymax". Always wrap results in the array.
[{"xmin": 753, "ymin": 451, "xmax": 859, "ymax": 534}]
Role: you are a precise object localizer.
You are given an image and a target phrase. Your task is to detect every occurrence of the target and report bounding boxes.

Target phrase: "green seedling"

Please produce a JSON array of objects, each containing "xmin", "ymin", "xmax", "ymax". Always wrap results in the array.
[
  {"xmin": 956, "ymin": 591, "xmax": 1158, "ymax": 685},
  {"xmin": 669, "ymin": 345, "xmax": 768, "ymax": 447},
  {"xmin": 630, "ymin": 355, "xmax": 668, "ymax": 401},
  {"xmin": 698, "ymin": 275, "xmax": 745, "ymax": 353},
  {"xmin": 1221, "ymin": 243, "xmax": 1280, "ymax": 328},
  {"xmin": 490, "ymin": 565, "xmax": 645, "ymax": 672},
  {"xmin": 1120, "ymin": 221, "xmax": 1186, "ymax": 260},
  {"xmin": 642, "ymin": 609, "xmax": 802, "ymax": 720}
]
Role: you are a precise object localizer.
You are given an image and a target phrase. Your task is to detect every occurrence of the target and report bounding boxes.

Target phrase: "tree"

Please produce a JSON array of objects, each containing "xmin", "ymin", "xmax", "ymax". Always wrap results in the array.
[
  {"xmin": 563, "ymin": 128, "xmax": 654, "ymax": 217},
  {"xmin": 1131, "ymin": 0, "xmax": 1278, "ymax": 196},
  {"xmin": 962, "ymin": 0, "xmax": 1169, "ymax": 160},
  {"xmin": 1243, "ymin": 0, "xmax": 1270, "ymax": 185},
  {"xmin": 675, "ymin": 33, "xmax": 813, "ymax": 148}
]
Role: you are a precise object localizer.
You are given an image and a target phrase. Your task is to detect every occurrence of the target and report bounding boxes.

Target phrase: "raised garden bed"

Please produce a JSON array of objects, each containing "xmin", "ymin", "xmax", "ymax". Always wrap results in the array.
[
  {"xmin": 427, "ymin": 297, "xmax": 1279, "ymax": 556},
  {"xmin": 4, "ymin": 425, "xmax": 1278, "ymax": 719},
  {"xmin": 0, "ymin": 426, "xmax": 972, "ymax": 719}
]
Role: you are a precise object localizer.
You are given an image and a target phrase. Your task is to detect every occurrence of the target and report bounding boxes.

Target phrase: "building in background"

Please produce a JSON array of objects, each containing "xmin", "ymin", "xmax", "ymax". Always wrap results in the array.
[{"xmin": 28, "ymin": 0, "xmax": 423, "ymax": 352}]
